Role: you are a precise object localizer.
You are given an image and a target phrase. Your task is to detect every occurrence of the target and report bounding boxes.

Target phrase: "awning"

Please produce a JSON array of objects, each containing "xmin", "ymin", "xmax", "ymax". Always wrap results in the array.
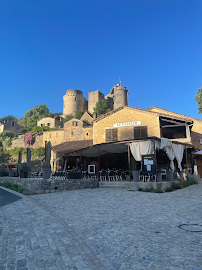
[{"xmin": 193, "ymin": 150, "xmax": 202, "ymax": 155}]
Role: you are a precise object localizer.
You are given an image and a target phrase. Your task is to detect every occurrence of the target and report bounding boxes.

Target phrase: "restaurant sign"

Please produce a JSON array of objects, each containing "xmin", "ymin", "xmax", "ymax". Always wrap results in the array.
[{"xmin": 114, "ymin": 121, "xmax": 141, "ymax": 127}]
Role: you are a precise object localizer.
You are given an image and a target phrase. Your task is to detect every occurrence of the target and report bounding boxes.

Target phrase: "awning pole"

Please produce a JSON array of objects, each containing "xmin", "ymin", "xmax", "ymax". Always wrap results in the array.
[
  {"xmin": 154, "ymin": 140, "xmax": 158, "ymax": 182},
  {"xmin": 128, "ymin": 142, "xmax": 131, "ymax": 182},
  {"xmin": 98, "ymin": 146, "xmax": 100, "ymax": 173}
]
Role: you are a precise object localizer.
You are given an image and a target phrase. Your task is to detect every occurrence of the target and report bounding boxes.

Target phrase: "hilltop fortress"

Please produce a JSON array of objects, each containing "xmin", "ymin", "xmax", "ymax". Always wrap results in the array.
[{"xmin": 63, "ymin": 82, "xmax": 129, "ymax": 116}]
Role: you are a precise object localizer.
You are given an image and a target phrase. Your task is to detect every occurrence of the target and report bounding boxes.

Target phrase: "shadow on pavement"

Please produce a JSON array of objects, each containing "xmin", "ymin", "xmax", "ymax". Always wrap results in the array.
[{"xmin": 0, "ymin": 188, "xmax": 22, "ymax": 207}]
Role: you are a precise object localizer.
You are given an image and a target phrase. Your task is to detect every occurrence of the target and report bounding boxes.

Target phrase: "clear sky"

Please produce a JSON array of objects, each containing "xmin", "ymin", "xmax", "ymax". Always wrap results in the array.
[{"xmin": 0, "ymin": 0, "xmax": 202, "ymax": 119}]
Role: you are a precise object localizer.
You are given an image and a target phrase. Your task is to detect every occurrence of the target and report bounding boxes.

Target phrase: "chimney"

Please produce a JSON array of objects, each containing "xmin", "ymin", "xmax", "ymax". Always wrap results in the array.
[{"xmin": 93, "ymin": 112, "xmax": 97, "ymax": 120}]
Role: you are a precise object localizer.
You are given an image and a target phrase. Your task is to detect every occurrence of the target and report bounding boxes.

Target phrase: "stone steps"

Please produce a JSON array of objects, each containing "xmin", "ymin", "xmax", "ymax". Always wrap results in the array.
[{"xmin": 99, "ymin": 181, "xmax": 127, "ymax": 189}]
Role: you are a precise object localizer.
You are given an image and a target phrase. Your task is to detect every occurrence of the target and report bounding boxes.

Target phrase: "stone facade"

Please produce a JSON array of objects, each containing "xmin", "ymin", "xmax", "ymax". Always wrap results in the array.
[
  {"xmin": 63, "ymin": 83, "xmax": 129, "ymax": 116},
  {"xmin": 63, "ymin": 89, "xmax": 87, "ymax": 116},
  {"xmin": 43, "ymin": 119, "xmax": 93, "ymax": 147},
  {"xmin": 88, "ymin": 90, "xmax": 105, "ymax": 114},
  {"xmin": 7, "ymin": 135, "xmax": 44, "ymax": 150},
  {"xmin": 0, "ymin": 177, "xmax": 96, "ymax": 195},
  {"xmin": 80, "ymin": 111, "xmax": 93, "ymax": 123},
  {"xmin": 37, "ymin": 117, "xmax": 63, "ymax": 128},
  {"xmin": 0, "ymin": 121, "xmax": 21, "ymax": 134},
  {"xmin": 93, "ymin": 107, "xmax": 161, "ymax": 145}
]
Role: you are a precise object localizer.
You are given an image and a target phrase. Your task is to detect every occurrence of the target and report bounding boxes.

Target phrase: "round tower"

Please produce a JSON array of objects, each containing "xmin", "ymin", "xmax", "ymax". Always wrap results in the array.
[
  {"xmin": 114, "ymin": 86, "xmax": 129, "ymax": 109},
  {"xmin": 63, "ymin": 89, "xmax": 87, "ymax": 116}
]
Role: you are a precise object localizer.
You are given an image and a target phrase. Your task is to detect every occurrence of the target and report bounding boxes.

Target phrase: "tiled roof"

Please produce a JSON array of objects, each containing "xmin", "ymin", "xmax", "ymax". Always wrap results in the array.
[
  {"xmin": 52, "ymin": 140, "xmax": 93, "ymax": 157},
  {"xmin": 147, "ymin": 106, "xmax": 201, "ymax": 122},
  {"xmin": 93, "ymin": 106, "xmax": 193, "ymax": 123}
]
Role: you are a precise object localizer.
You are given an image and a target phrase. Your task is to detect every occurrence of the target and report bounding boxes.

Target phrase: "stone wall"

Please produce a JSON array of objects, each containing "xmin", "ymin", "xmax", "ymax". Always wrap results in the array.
[
  {"xmin": 0, "ymin": 177, "xmax": 96, "ymax": 195},
  {"xmin": 93, "ymin": 107, "xmax": 161, "ymax": 145},
  {"xmin": 9, "ymin": 135, "xmax": 44, "ymax": 149}
]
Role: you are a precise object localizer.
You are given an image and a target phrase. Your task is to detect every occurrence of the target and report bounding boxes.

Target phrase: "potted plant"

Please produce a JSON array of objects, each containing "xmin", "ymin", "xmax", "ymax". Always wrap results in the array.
[
  {"xmin": 157, "ymin": 170, "xmax": 162, "ymax": 182},
  {"xmin": 131, "ymin": 158, "xmax": 139, "ymax": 182},
  {"xmin": 179, "ymin": 169, "xmax": 186, "ymax": 181},
  {"xmin": 166, "ymin": 168, "xmax": 173, "ymax": 182},
  {"xmin": 20, "ymin": 165, "xmax": 29, "ymax": 178}
]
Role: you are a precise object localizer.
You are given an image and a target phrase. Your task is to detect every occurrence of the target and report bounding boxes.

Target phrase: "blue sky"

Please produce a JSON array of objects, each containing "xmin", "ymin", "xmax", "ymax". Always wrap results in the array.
[{"xmin": 0, "ymin": 0, "xmax": 202, "ymax": 119}]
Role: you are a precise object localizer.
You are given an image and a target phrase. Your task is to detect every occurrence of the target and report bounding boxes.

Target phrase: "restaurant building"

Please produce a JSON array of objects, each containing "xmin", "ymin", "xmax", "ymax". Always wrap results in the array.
[{"xmin": 49, "ymin": 105, "xmax": 201, "ymax": 177}]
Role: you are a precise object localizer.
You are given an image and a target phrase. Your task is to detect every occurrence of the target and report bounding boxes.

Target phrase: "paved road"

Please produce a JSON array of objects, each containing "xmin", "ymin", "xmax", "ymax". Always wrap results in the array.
[{"xmin": 1, "ymin": 183, "xmax": 202, "ymax": 270}]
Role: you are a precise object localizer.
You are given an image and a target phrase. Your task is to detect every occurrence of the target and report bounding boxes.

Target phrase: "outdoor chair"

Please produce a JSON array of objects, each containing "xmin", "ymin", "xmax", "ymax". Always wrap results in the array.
[
  {"xmin": 99, "ymin": 170, "xmax": 107, "ymax": 181},
  {"xmin": 115, "ymin": 170, "xmax": 123, "ymax": 181},
  {"xmin": 108, "ymin": 170, "xmax": 115, "ymax": 181}
]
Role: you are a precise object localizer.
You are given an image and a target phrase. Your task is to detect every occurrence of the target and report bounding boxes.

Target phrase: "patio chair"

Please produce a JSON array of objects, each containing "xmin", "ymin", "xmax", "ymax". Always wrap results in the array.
[
  {"xmin": 108, "ymin": 170, "xmax": 115, "ymax": 181},
  {"xmin": 99, "ymin": 170, "xmax": 107, "ymax": 181},
  {"xmin": 115, "ymin": 170, "xmax": 123, "ymax": 181}
]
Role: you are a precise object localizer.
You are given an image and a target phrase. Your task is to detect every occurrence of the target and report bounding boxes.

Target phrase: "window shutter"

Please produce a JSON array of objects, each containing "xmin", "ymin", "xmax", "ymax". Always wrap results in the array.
[
  {"xmin": 105, "ymin": 129, "xmax": 111, "ymax": 142},
  {"xmin": 141, "ymin": 126, "xmax": 148, "ymax": 138},
  {"xmin": 134, "ymin": 127, "xmax": 141, "ymax": 139},
  {"xmin": 112, "ymin": 129, "xmax": 118, "ymax": 141}
]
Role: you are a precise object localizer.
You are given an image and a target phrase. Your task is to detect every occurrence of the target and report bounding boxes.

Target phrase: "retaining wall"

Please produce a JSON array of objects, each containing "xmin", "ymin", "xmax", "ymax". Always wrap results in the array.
[{"xmin": 0, "ymin": 177, "xmax": 96, "ymax": 195}]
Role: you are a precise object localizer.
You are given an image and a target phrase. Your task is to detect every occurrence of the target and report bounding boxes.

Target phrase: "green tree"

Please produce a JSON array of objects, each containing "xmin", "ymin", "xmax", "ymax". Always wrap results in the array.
[
  {"xmin": 50, "ymin": 112, "xmax": 62, "ymax": 119},
  {"xmin": 75, "ymin": 110, "xmax": 85, "ymax": 119},
  {"xmin": 194, "ymin": 86, "xmax": 202, "ymax": 114},
  {"xmin": 0, "ymin": 115, "xmax": 18, "ymax": 123},
  {"xmin": 31, "ymin": 126, "xmax": 52, "ymax": 136},
  {"xmin": 18, "ymin": 104, "xmax": 50, "ymax": 133},
  {"xmin": 0, "ymin": 146, "xmax": 9, "ymax": 163},
  {"xmin": 0, "ymin": 131, "xmax": 16, "ymax": 140},
  {"xmin": 64, "ymin": 114, "xmax": 74, "ymax": 123},
  {"xmin": 94, "ymin": 100, "xmax": 112, "ymax": 116}
]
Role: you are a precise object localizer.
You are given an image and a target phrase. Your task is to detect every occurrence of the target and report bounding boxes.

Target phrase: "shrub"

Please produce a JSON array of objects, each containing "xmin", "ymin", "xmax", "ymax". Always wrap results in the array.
[
  {"xmin": 0, "ymin": 182, "xmax": 24, "ymax": 193},
  {"xmin": 23, "ymin": 133, "xmax": 35, "ymax": 146}
]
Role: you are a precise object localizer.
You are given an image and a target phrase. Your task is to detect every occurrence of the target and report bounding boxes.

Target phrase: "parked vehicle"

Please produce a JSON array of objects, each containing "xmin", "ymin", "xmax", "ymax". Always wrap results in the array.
[{"xmin": 5, "ymin": 163, "xmax": 17, "ymax": 173}]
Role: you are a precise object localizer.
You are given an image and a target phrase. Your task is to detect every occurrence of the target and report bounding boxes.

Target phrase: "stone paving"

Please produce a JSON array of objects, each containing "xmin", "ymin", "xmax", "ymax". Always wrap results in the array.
[{"xmin": 1, "ymin": 183, "xmax": 202, "ymax": 270}]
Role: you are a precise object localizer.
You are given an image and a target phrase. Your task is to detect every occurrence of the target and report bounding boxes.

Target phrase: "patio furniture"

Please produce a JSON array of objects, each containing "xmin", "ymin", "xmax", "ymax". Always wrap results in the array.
[
  {"xmin": 108, "ymin": 170, "xmax": 115, "ymax": 181},
  {"xmin": 115, "ymin": 170, "xmax": 123, "ymax": 181},
  {"xmin": 99, "ymin": 170, "xmax": 107, "ymax": 181}
]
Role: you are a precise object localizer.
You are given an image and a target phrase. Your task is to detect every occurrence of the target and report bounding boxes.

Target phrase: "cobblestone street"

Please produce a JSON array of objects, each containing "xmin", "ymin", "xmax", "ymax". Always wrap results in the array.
[{"xmin": 1, "ymin": 183, "xmax": 202, "ymax": 270}]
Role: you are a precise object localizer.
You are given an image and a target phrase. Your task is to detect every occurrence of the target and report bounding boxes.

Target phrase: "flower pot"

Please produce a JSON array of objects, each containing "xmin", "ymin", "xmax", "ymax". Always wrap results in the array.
[
  {"xmin": 20, "ymin": 172, "xmax": 28, "ymax": 178},
  {"xmin": 9, "ymin": 170, "xmax": 15, "ymax": 177},
  {"xmin": 43, "ymin": 168, "xmax": 51, "ymax": 179},
  {"xmin": 132, "ymin": 171, "xmax": 139, "ymax": 182},
  {"xmin": 179, "ymin": 172, "xmax": 186, "ymax": 180},
  {"xmin": 166, "ymin": 171, "xmax": 173, "ymax": 182},
  {"xmin": 67, "ymin": 172, "xmax": 82, "ymax": 179},
  {"xmin": 157, "ymin": 173, "xmax": 162, "ymax": 182}
]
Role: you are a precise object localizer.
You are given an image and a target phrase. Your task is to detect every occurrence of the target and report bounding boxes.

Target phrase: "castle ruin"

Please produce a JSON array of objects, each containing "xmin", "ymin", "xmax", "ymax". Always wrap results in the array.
[{"xmin": 63, "ymin": 83, "xmax": 129, "ymax": 116}]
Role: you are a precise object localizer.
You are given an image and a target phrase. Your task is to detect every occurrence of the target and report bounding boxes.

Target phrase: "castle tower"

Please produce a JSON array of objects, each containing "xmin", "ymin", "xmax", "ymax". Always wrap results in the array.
[
  {"xmin": 88, "ymin": 90, "xmax": 105, "ymax": 114},
  {"xmin": 63, "ymin": 89, "xmax": 87, "ymax": 116},
  {"xmin": 114, "ymin": 85, "xmax": 129, "ymax": 109}
]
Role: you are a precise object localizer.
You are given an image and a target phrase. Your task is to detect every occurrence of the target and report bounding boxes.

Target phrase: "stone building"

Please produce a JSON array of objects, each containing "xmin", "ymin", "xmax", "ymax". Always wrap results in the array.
[
  {"xmin": 0, "ymin": 121, "xmax": 21, "ymax": 134},
  {"xmin": 37, "ymin": 117, "xmax": 63, "ymax": 128},
  {"xmin": 63, "ymin": 83, "xmax": 129, "ymax": 116},
  {"xmin": 63, "ymin": 89, "xmax": 87, "ymax": 116}
]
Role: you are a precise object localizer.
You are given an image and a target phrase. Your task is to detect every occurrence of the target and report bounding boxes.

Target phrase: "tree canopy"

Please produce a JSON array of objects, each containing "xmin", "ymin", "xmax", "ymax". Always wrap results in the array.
[
  {"xmin": 30, "ymin": 126, "xmax": 52, "ymax": 136},
  {"xmin": 18, "ymin": 104, "xmax": 50, "ymax": 133},
  {"xmin": 194, "ymin": 86, "xmax": 202, "ymax": 114},
  {"xmin": 0, "ymin": 115, "xmax": 18, "ymax": 123},
  {"xmin": 75, "ymin": 110, "xmax": 85, "ymax": 119},
  {"xmin": 0, "ymin": 131, "xmax": 17, "ymax": 140},
  {"xmin": 94, "ymin": 99, "xmax": 112, "ymax": 116}
]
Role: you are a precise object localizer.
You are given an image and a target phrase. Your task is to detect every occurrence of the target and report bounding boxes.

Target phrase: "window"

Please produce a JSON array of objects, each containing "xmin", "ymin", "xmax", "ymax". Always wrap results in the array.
[
  {"xmin": 134, "ymin": 126, "xmax": 148, "ymax": 139},
  {"xmin": 105, "ymin": 128, "xmax": 118, "ymax": 142},
  {"xmin": 86, "ymin": 133, "xmax": 88, "ymax": 136},
  {"xmin": 41, "ymin": 124, "xmax": 44, "ymax": 127},
  {"xmin": 12, "ymin": 122, "xmax": 14, "ymax": 126},
  {"xmin": 71, "ymin": 132, "xmax": 74, "ymax": 136},
  {"xmin": 72, "ymin": 121, "xmax": 78, "ymax": 126},
  {"xmin": 49, "ymin": 133, "xmax": 52, "ymax": 138},
  {"xmin": 56, "ymin": 132, "xmax": 59, "ymax": 137},
  {"xmin": 47, "ymin": 123, "xmax": 50, "ymax": 127}
]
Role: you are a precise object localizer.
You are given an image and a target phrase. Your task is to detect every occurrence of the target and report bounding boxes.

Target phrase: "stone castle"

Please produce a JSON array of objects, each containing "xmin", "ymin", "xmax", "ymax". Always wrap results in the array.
[{"xmin": 63, "ymin": 83, "xmax": 129, "ymax": 116}]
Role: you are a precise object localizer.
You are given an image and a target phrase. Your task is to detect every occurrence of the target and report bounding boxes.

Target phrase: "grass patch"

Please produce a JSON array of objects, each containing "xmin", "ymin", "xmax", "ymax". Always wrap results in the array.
[
  {"xmin": 165, "ymin": 173, "xmax": 199, "ymax": 192},
  {"xmin": 0, "ymin": 182, "xmax": 24, "ymax": 193}
]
